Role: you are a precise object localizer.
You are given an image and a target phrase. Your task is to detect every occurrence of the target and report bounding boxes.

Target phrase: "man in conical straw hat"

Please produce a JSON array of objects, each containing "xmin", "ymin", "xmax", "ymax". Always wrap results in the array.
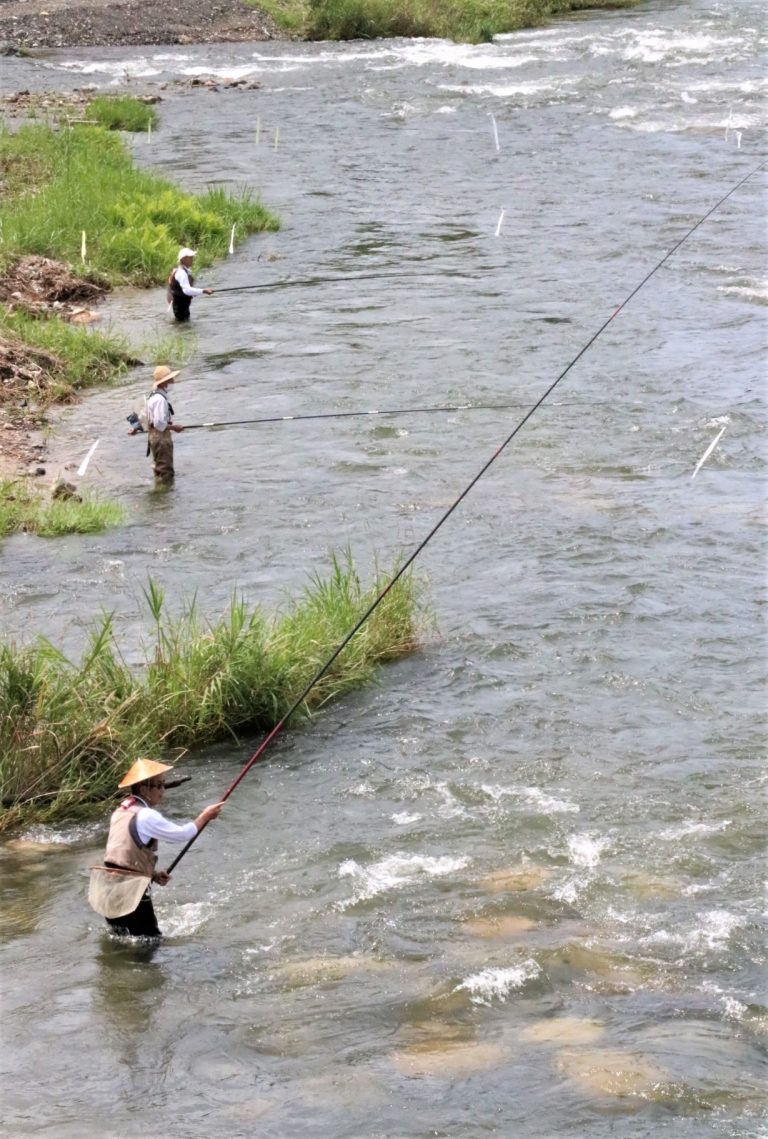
[{"xmin": 89, "ymin": 757, "xmax": 223, "ymax": 938}]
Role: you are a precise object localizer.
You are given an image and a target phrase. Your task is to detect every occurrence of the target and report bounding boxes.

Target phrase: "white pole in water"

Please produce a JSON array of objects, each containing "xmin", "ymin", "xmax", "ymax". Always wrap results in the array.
[
  {"xmin": 229, "ymin": 224, "xmax": 236, "ymax": 255},
  {"xmin": 736, "ymin": 131, "xmax": 742, "ymax": 149},
  {"xmin": 147, "ymin": 120, "xmax": 152, "ymax": 144},
  {"xmin": 77, "ymin": 439, "xmax": 100, "ymax": 478},
  {"xmin": 495, "ymin": 209, "xmax": 505, "ymax": 237},
  {"xmin": 488, "ymin": 112, "xmax": 500, "ymax": 152},
  {"xmin": 255, "ymin": 117, "xmax": 261, "ymax": 145},
  {"xmin": 691, "ymin": 425, "xmax": 726, "ymax": 480},
  {"xmin": 274, "ymin": 126, "xmax": 280, "ymax": 151},
  {"xmin": 81, "ymin": 231, "xmax": 87, "ymax": 263}
]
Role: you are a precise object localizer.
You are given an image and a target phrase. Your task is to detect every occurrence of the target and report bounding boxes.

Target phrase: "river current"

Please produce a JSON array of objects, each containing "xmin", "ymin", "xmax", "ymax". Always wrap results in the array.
[{"xmin": 0, "ymin": 2, "xmax": 766, "ymax": 1136}]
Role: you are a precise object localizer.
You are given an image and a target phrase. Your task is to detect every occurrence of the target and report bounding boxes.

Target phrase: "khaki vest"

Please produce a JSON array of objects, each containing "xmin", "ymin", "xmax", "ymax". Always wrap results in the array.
[{"xmin": 104, "ymin": 798, "xmax": 158, "ymax": 876}]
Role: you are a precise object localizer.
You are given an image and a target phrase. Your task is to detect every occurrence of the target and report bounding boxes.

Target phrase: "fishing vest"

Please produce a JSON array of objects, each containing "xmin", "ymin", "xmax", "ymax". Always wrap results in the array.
[
  {"xmin": 146, "ymin": 388, "xmax": 174, "ymax": 428},
  {"xmin": 104, "ymin": 797, "xmax": 158, "ymax": 876},
  {"xmin": 168, "ymin": 265, "xmax": 194, "ymax": 299}
]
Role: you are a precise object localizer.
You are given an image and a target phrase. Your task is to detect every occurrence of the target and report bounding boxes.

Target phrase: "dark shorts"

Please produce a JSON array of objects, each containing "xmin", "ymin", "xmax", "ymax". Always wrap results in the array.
[{"xmin": 106, "ymin": 891, "xmax": 161, "ymax": 938}]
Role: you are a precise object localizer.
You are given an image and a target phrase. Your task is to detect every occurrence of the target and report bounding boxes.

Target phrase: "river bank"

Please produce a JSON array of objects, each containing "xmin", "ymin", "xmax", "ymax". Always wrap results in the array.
[{"xmin": 0, "ymin": 0, "xmax": 282, "ymax": 51}]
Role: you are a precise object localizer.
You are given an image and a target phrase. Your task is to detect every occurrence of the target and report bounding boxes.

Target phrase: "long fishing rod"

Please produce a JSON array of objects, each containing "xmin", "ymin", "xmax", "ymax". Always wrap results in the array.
[
  {"xmin": 179, "ymin": 400, "xmax": 537, "ymax": 431},
  {"xmin": 166, "ymin": 161, "xmax": 764, "ymax": 876},
  {"xmin": 212, "ymin": 270, "xmax": 470, "ymax": 295}
]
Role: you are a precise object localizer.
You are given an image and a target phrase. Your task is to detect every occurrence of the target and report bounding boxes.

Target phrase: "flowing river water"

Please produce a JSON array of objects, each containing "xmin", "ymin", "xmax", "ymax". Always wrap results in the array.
[{"xmin": 0, "ymin": 2, "xmax": 766, "ymax": 1135}]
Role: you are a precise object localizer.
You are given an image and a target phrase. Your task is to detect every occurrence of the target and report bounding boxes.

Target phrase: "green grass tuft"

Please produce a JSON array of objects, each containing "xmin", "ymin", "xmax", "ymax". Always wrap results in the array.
[
  {"xmin": 0, "ymin": 556, "xmax": 421, "ymax": 831},
  {"xmin": 0, "ymin": 307, "xmax": 135, "ymax": 405},
  {"xmin": 301, "ymin": 0, "xmax": 641, "ymax": 42},
  {"xmin": 0, "ymin": 123, "xmax": 280, "ymax": 284},
  {"xmin": 85, "ymin": 96, "xmax": 158, "ymax": 133},
  {"xmin": 0, "ymin": 478, "xmax": 125, "ymax": 540}
]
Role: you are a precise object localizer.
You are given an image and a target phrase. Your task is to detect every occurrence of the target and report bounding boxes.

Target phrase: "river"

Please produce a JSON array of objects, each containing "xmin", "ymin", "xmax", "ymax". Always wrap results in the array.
[{"xmin": 0, "ymin": 2, "xmax": 766, "ymax": 1135}]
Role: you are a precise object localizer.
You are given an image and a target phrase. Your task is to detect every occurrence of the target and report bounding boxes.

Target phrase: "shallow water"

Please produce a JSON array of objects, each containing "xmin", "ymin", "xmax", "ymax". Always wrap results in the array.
[{"xmin": 0, "ymin": 2, "xmax": 766, "ymax": 1136}]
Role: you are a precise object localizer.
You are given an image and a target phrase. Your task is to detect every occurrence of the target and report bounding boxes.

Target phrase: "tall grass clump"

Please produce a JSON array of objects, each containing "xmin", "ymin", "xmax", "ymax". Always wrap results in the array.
[
  {"xmin": 86, "ymin": 95, "xmax": 158, "ymax": 133},
  {"xmin": 0, "ymin": 555, "xmax": 421, "ymax": 831},
  {"xmin": 0, "ymin": 479, "xmax": 125, "ymax": 540},
  {"xmin": 0, "ymin": 307, "xmax": 135, "ymax": 404},
  {"xmin": 0, "ymin": 123, "xmax": 279, "ymax": 284},
  {"xmin": 305, "ymin": 0, "xmax": 641, "ymax": 43}
]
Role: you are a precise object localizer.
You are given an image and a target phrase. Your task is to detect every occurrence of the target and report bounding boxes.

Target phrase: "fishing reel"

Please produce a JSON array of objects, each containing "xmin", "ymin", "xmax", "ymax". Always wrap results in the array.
[{"xmin": 126, "ymin": 412, "xmax": 145, "ymax": 433}]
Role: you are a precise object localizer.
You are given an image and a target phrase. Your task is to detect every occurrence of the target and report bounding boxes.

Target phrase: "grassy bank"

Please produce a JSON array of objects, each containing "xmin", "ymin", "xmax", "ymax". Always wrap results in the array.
[
  {"xmin": 0, "ymin": 306, "xmax": 137, "ymax": 408},
  {"xmin": 255, "ymin": 0, "xmax": 641, "ymax": 42},
  {"xmin": 0, "ymin": 122, "xmax": 279, "ymax": 284},
  {"xmin": 0, "ymin": 478, "xmax": 124, "ymax": 540},
  {"xmin": 0, "ymin": 556, "xmax": 419, "ymax": 832}
]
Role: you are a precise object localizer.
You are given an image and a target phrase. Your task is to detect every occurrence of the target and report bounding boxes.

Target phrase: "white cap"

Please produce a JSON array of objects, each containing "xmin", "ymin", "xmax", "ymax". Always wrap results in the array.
[{"xmin": 178, "ymin": 247, "xmax": 197, "ymax": 260}]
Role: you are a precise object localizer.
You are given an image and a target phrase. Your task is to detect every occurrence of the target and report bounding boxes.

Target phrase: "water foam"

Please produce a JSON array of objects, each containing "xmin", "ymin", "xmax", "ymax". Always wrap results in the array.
[
  {"xmin": 456, "ymin": 960, "xmax": 541, "ymax": 1005},
  {"xmin": 338, "ymin": 852, "xmax": 469, "ymax": 906},
  {"xmin": 567, "ymin": 833, "xmax": 608, "ymax": 869}
]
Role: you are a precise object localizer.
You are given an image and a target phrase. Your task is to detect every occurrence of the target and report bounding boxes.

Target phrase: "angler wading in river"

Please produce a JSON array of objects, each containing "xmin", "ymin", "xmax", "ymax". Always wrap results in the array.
[
  {"xmin": 167, "ymin": 246, "xmax": 213, "ymax": 322},
  {"xmin": 130, "ymin": 364, "xmax": 185, "ymax": 484},
  {"xmin": 88, "ymin": 759, "xmax": 224, "ymax": 939}
]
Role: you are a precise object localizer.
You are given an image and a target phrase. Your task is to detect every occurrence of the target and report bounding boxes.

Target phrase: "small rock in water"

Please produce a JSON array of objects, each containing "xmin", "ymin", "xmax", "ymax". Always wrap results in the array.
[
  {"xmin": 481, "ymin": 865, "xmax": 554, "ymax": 893},
  {"xmin": 51, "ymin": 477, "xmax": 80, "ymax": 501},
  {"xmin": 521, "ymin": 1016, "xmax": 606, "ymax": 1046},
  {"xmin": 554, "ymin": 1046, "xmax": 668, "ymax": 1099},
  {"xmin": 392, "ymin": 1025, "xmax": 509, "ymax": 1078},
  {"xmin": 463, "ymin": 914, "xmax": 538, "ymax": 938}
]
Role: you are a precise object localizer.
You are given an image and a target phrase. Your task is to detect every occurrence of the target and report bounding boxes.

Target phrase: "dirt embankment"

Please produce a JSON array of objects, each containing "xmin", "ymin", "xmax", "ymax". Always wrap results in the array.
[
  {"xmin": 0, "ymin": 0, "xmax": 283, "ymax": 50},
  {"xmin": 0, "ymin": 258, "xmax": 115, "ymax": 479}
]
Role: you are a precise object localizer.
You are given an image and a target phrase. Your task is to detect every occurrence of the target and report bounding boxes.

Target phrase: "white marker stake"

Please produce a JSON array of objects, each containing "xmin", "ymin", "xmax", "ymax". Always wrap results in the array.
[
  {"xmin": 488, "ymin": 112, "xmax": 500, "ymax": 152},
  {"xmin": 255, "ymin": 117, "xmax": 261, "ymax": 145},
  {"xmin": 147, "ymin": 120, "xmax": 152, "ymax": 144},
  {"xmin": 495, "ymin": 209, "xmax": 505, "ymax": 237},
  {"xmin": 274, "ymin": 126, "xmax": 280, "ymax": 151},
  {"xmin": 736, "ymin": 131, "xmax": 742, "ymax": 149},
  {"xmin": 77, "ymin": 439, "xmax": 100, "ymax": 478},
  {"xmin": 81, "ymin": 231, "xmax": 87, "ymax": 263},
  {"xmin": 228, "ymin": 224, "xmax": 236, "ymax": 255},
  {"xmin": 691, "ymin": 425, "xmax": 726, "ymax": 480}
]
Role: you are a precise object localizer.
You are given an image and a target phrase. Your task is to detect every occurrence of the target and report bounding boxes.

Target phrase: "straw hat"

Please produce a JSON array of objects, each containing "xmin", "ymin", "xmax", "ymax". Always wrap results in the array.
[
  {"xmin": 152, "ymin": 365, "xmax": 181, "ymax": 388},
  {"xmin": 178, "ymin": 247, "xmax": 197, "ymax": 261},
  {"xmin": 118, "ymin": 758, "xmax": 173, "ymax": 789}
]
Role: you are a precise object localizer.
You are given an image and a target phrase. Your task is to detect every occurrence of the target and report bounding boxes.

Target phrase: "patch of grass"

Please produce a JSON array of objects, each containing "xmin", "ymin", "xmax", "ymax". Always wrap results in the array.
[
  {"xmin": 304, "ymin": 0, "xmax": 641, "ymax": 42},
  {"xmin": 85, "ymin": 95, "xmax": 158, "ymax": 133},
  {"xmin": 248, "ymin": 0, "xmax": 309, "ymax": 33},
  {"xmin": 141, "ymin": 329, "xmax": 197, "ymax": 369},
  {"xmin": 0, "ymin": 556, "xmax": 421, "ymax": 831},
  {"xmin": 0, "ymin": 123, "xmax": 280, "ymax": 284},
  {"xmin": 0, "ymin": 307, "xmax": 136, "ymax": 406},
  {"xmin": 0, "ymin": 478, "xmax": 124, "ymax": 540}
]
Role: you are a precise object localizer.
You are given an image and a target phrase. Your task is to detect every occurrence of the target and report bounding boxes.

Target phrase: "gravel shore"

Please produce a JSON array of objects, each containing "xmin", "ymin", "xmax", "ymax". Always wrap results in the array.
[{"xmin": 0, "ymin": 0, "xmax": 283, "ymax": 50}]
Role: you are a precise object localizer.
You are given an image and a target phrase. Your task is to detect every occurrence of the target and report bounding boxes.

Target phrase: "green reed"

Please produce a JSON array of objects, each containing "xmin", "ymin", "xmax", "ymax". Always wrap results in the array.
[
  {"xmin": 0, "ymin": 308, "xmax": 136, "ymax": 406},
  {"xmin": 0, "ymin": 478, "xmax": 125, "ymax": 540},
  {"xmin": 303, "ymin": 0, "xmax": 640, "ymax": 42},
  {"xmin": 0, "ymin": 555, "xmax": 420, "ymax": 831},
  {"xmin": 0, "ymin": 123, "xmax": 279, "ymax": 283},
  {"xmin": 86, "ymin": 96, "xmax": 158, "ymax": 133}
]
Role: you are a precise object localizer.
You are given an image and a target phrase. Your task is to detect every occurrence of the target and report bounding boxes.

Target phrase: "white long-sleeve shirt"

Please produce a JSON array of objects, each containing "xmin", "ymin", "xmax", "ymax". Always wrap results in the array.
[
  {"xmin": 132, "ymin": 797, "xmax": 198, "ymax": 845},
  {"xmin": 146, "ymin": 390, "xmax": 172, "ymax": 432},
  {"xmin": 173, "ymin": 265, "xmax": 204, "ymax": 298}
]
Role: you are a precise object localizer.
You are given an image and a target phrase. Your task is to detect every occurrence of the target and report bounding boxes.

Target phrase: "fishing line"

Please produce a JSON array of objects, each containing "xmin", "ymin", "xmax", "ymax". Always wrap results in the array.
[
  {"xmin": 180, "ymin": 401, "xmax": 540, "ymax": 431},
  {"xmin": 166, "ymin": 161, "xmax": 765, "ymax": 875},
  {"xmin": 212, "ymin": 270, "xmax": 471, "ymax": 294}
]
